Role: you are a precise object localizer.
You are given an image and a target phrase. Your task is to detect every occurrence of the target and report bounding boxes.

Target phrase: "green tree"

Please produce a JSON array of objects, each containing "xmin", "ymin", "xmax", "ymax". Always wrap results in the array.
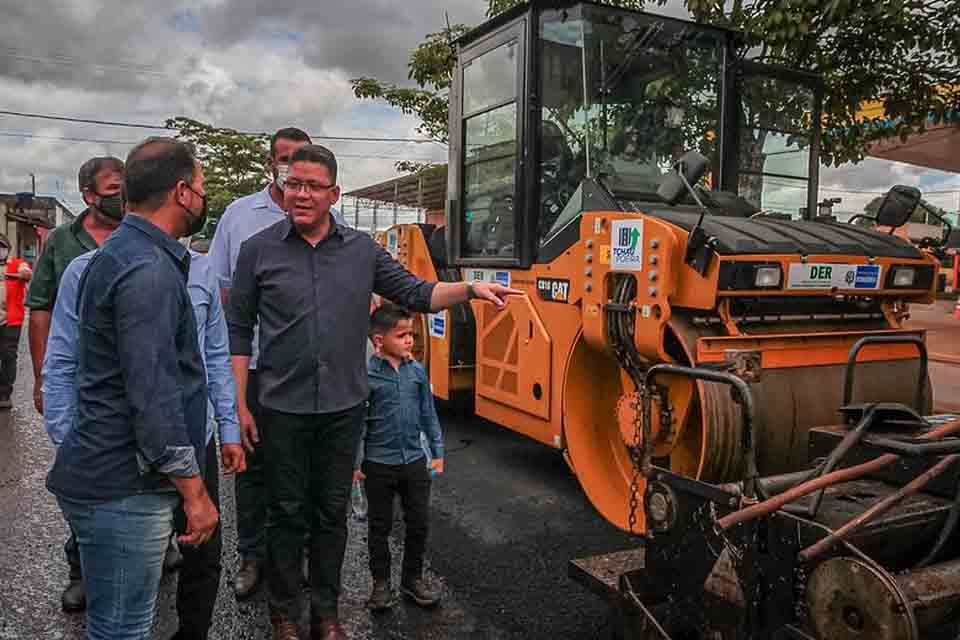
[
  {"xmin": 354, "ymin": 0, "xmax": 959, "ymax": 170},
  {"xmin": 166, "ymin": 116, "xmax": 270, "ymax": 237},
  {"xmin": 352, "ymin": 23, "xmax": 470, "ymax": 172}
]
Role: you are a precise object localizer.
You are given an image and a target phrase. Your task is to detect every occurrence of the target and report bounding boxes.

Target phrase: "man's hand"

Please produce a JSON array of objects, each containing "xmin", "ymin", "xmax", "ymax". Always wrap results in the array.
[
  {"xmin": 178, "ymin": 491, "xmax": 219, "ymax": 547},
  {"xmin": 221, "ymin": 443, "xmax": 246, "ymax": 474},
  {"xmin": 430, "ymin": 458, "xmax": 444, "ymax": 475},
  {"xmin": 33, "ymin": 377, "xmax": 43, "ymax": 415},
  {"xmin": 470, "ymin": 282, "xmax": 523, "ymax": 308},
  {"xmin": 239, "ymin": 405, "xmax": 259, "ymax": 453},
  {"xmin": 353, "ymin": 469, "xmax": 365, "ymax": 482}
]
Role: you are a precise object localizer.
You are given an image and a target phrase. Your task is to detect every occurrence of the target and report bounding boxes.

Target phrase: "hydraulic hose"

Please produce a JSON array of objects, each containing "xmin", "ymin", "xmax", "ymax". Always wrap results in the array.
[
  {"xmin": 916, "ymin": 469, "xmax": 960, "ymax": 568},
  {"xmin": 718, "ymin": 418, "xmax": 960, "ymax": 531}
]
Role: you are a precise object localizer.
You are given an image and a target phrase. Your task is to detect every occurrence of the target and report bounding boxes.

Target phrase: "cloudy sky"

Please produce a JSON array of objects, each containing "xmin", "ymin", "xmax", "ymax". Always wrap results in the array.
[{"xmin": 0, "ymin": 0, "xmax": 956, "ymax": 218}]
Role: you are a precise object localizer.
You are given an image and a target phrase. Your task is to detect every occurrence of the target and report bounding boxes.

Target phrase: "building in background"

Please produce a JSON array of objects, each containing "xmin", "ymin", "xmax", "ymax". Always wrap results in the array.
[
  {"xmin": 344, "ymin": 167, "xmax": 447, "ymax": 234},
  {"xmin": 0, "ymin": 193, "xmax": 74, "ymax": 264}
]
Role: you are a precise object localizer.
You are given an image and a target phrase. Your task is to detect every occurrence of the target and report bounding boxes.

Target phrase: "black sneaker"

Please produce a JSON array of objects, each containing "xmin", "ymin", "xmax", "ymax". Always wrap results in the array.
[
  {"xmin": 368, "ymin": 578, "xmax": 396, "ymax": 611},
  {"xmin": 61, "ymin": 578, "xmax": 86, "ymax": 613},
  {"xmin": 401, "ymin": 577, "xmax": 440, "ymax": 608}
]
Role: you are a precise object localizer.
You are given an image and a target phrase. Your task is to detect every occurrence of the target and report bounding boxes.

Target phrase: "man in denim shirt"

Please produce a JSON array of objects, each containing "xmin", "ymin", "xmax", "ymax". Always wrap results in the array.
[
  {"xmin": 355, "ymin": 304, "xmax": 444, "ymax": 612},
  {"xmin": 47, "ymin": 138, "xmax": 220, "ymax": 640},
  {"xmin": 43, "ymin": 247, "xmax": 244, "ymax": 640}
]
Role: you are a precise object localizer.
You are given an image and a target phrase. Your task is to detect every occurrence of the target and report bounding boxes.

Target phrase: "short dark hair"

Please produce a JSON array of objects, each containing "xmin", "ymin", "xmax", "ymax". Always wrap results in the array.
[
  {"xmin": 270, "ymin": 127, "xmax": 311, "ymax": 158},
  {"xmin": 370, "ymin": 302, "xmax": 413, "ymax": 336},
  {"xmin": 290, "ymin": 144, "xmax": 338, "ymax": 183},
  {"xmin": 124, "ymin": 137, "xmax": 198, "ymax": 210},
  {"xmin": 78, "ymin": 157, "xmax": 124, "ymax": 193}
]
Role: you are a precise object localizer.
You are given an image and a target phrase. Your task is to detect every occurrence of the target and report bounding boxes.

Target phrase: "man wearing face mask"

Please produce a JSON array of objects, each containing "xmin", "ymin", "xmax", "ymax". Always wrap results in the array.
[
  {"xmin": 24, "ymin": 156, "xmax": 125, "ymax": 613},
  {"xmin": 209, "ymin": 127, "xmax": 346, "ymax": 599},
  {"xmin": 27, "ymin": 157, "xmax": 125, "ymax": 413},
  {"xmin": 48, "ymin": 138, "xmax": 219, "ymax": 640}
]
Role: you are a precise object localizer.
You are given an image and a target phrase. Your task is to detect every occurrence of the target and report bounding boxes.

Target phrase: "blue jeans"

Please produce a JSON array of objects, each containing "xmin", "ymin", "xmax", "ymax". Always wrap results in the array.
[{"xmin": 58, "ymin": 492, "xmax": 178, "ymax": 640}]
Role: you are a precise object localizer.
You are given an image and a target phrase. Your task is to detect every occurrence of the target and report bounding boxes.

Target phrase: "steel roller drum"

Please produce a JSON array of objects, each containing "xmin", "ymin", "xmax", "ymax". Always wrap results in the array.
[{"xmin": 563, "ymin": 315, "xmax": 931, "ymax": 532}]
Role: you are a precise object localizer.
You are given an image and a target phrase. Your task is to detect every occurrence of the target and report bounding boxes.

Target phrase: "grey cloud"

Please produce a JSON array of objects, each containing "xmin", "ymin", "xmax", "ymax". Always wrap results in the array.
[
  {"xmin": 0, "ymin": 1, "xmax": 185, "ymax": 94},
  {"xmin": 198, "ymin": 0, "xmax": 486, "ymax": 84}
]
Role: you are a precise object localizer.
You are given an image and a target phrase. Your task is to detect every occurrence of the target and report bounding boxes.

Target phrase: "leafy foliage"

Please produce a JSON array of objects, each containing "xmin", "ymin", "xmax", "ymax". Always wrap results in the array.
[
  {"xmin": 166, "ymin": 117, "xmax": 269, "ymax": 237},
  {"xmin": 683, "ymin": 0, "xmax": 960, "ymax": 165},
  {"xmin": 352, "ymin": 24, "xmax": 470, "ymax": 147},
  {"xmin": 355, "ymin": 0, "xmax": 958, "ymax": 173}
]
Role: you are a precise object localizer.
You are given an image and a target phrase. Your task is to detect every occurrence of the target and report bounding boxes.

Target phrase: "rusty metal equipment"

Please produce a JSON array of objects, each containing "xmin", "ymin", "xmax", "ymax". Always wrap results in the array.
[{"xmin": 570, "ymin": 342, "xmax": 960, "ymax": 638}]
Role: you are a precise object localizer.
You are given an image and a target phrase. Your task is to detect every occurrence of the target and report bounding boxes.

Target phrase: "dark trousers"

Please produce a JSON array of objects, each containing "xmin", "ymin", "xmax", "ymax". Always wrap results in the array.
[
  {"xmin": 0, "ymin": 324, "xmax": 21, "ymax": 399},
  {"xmin": 261, "ymin": 403, "xmax": 364, "ymax": 622},
  {"xmin": 173, "ymin": 441, "xmax": 222, "ymax": 639},
  {"xmin": 236, "ymin": 371, "xmax": 266, "ymax": 560},
  {"xmin": 363, "ymin": 459, "xmax": 432, "ymax": 585}
]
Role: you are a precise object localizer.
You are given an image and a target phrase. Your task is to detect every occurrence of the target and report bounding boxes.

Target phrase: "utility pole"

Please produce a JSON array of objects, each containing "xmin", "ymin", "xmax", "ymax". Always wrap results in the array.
[{"xmin": 29, "ymin": 173, "xmax": 36, "ymax": 195}]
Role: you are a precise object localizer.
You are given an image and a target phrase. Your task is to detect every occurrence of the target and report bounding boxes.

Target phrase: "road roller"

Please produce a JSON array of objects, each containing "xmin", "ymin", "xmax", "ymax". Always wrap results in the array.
[{"xmin": 376, "ymin": 1, "xmax": 960, "ymax": 635}]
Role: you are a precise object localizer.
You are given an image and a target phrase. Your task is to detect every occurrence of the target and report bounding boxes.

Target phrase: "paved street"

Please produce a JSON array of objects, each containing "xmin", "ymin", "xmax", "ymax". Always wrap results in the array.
[
  {"xmin": 0, "ymin": 337, "xmax": 634, "ymax": 640},
  {"xmin": 1, "ymin": 300, "xmax": 958, "ymax": 639}
]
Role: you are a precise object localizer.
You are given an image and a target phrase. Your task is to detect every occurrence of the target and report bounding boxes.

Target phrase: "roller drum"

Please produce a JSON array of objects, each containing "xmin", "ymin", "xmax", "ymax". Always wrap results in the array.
[{"xmin": 806, "ymin": 556, "xmax": 960, "ymax": 640}]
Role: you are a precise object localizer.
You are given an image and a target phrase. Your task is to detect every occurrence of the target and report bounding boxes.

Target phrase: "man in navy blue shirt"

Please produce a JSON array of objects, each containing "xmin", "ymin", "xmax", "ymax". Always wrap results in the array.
[
  {"xmin": 228, "ymin": 145, "xmax": 519, "ymax": 640},
  {"xmin": 47, "ymin": 138, "xmax": 219, "ymax": 640}
]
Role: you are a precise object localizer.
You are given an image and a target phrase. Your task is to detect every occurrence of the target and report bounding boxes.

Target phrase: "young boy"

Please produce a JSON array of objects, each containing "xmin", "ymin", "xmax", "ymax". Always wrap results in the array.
[{"xmin": 356, "ymin": 303, "xmax": 444, "ymax": 611}]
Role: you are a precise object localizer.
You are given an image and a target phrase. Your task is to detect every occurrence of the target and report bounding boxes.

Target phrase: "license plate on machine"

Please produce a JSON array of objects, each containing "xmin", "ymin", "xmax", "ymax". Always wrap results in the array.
[{"xmin": 787, "ymin": 263, "xmax": 882, "ymax": 290}]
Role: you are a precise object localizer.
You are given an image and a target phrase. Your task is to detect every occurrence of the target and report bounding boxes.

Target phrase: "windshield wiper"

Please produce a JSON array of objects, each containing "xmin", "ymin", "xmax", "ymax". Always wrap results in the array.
[{"xmin": 601, "ymin": 22, "xmax": 664, "ymax": 95}]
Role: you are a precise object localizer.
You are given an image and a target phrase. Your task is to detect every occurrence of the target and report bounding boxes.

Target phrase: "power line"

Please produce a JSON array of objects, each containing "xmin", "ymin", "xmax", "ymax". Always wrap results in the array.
[
  {"xmin": 0, "ymin": 109, "xmax": 169, "ymax": 130},
  {"xmin": 0, "ymin": 131, "xmax": 139, "ymax": 145},
  {"xmin": 0, "ymin": 109, "xmax": 445, "ymax": 144},
  {"xmin": 0, "ymin": 49, "xmax": 170, "ymax": 78},
  {"xmin": 0, "ymin": 130, "xmax": 444, "ymax": 163}
]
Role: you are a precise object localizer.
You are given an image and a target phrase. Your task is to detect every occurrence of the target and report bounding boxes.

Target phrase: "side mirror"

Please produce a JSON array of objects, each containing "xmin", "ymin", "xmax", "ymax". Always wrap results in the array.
[
  {"xmin": 876, "ymin": 185, "xmax": 921, "ymax": 229},
  {"xmin": 657, "ymin": 151, "xmax": 710, "ymax": 206}
]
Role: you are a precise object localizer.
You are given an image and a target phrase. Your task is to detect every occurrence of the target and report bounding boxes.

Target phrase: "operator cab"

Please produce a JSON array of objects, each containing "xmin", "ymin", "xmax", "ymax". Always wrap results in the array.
[{"xmin": 446, "ymin": 0, "xmax": 822, "ymax": 268}]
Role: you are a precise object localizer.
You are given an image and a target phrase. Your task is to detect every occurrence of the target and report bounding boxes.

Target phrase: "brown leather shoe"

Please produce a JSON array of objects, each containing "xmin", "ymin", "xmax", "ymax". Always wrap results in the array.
[
  {"xmin": 311, "ymin": 618, "xmax": 347, "ymax": 640},
  {"xmin": 271, "ymin": 615, "xmax": 300, "ymax": 640}
]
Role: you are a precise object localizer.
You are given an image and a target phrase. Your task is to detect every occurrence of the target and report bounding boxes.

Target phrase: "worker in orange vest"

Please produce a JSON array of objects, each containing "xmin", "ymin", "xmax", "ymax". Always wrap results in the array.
[{"xmin": 1, "ymin": 244, "xmax": 33, "ymax": 409}]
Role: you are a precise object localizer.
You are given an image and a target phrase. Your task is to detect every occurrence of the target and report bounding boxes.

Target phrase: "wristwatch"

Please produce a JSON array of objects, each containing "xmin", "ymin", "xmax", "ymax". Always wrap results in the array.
[{"xmin": 467, "ymin": 281, "xmax": 479, "ymax": 300}]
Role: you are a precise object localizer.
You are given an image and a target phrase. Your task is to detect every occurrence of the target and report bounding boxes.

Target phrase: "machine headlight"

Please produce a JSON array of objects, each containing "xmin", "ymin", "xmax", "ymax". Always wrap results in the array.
[
  {"xmin": 718, "ymin": 262, "xmax": 783, "ymax": 291},
  {"xmin": 892, "ymin": 267, "xmax": 916, "ymax": 287},
  {"xmin": 754, "ymin": 266, "xmax": 782, "ymax": 288}
]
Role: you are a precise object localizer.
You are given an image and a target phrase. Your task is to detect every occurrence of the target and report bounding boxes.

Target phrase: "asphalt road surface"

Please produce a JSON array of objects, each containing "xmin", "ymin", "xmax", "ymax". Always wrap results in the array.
[
  {"xmin": 0, "ymin": 336, "xmax": 635, "ymax": 640},
  {"xmin": 4, "ymin": 302, "xmax": 957, "ymax": 639}
]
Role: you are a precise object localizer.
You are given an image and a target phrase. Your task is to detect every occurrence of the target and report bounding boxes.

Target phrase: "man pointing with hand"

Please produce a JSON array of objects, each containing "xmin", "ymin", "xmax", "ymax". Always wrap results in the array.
[{"xmin": 227, "ymin": 144, "xmax": 519, "ymax": 640}]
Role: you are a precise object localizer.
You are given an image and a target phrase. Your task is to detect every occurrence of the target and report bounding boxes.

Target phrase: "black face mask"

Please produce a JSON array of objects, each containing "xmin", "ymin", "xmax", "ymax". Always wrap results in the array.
[
  {"xmin": 181, "ymin": 185, "xmax": 209, "ymax": 236},
  {"xmin": 94, "ymin": 192, "xmax": 125, "ymax": 220}
]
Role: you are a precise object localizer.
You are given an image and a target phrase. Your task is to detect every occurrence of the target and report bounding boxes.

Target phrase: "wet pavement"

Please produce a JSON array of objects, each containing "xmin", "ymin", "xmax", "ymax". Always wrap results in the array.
[
  {"xmin": 2, "ymin": 301, "xmax": 958, "ymax": 639},
  {"xmin": 0, "ymin": 336, "xmax": 634, "ymax": 640}
]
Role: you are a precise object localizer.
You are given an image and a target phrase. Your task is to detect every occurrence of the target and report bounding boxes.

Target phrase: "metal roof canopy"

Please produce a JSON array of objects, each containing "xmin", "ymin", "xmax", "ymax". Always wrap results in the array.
[
  {"xmin": 344, "ymin": 166, "xmax": 448, "ymax": 211},
  {"xmin": 866, "ymin": 123, "xmax": 960, "ymax": 174}
]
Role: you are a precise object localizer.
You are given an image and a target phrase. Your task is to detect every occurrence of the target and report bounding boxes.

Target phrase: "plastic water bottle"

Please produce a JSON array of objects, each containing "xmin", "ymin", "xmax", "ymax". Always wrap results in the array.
[
  {"xmin": 420, "ymin": 432, "xmax": 438, "ymax": 477},
  {"xmin": 351, "ymin": 478, "xmax": 367, "ymax": 520}
]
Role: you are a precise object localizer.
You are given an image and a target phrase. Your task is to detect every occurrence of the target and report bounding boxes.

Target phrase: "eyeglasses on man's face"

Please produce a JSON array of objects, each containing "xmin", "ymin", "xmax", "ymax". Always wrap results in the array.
[{"xmin": 285, "ymin": 179, "xmax": 336, "ymax": 196}]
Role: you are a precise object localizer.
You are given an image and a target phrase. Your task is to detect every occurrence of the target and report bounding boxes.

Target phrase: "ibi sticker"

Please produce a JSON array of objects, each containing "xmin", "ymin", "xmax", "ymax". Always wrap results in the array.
[{"xmin": 610, "ymin": 220, "xmax": 644, "ymax": 271}]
